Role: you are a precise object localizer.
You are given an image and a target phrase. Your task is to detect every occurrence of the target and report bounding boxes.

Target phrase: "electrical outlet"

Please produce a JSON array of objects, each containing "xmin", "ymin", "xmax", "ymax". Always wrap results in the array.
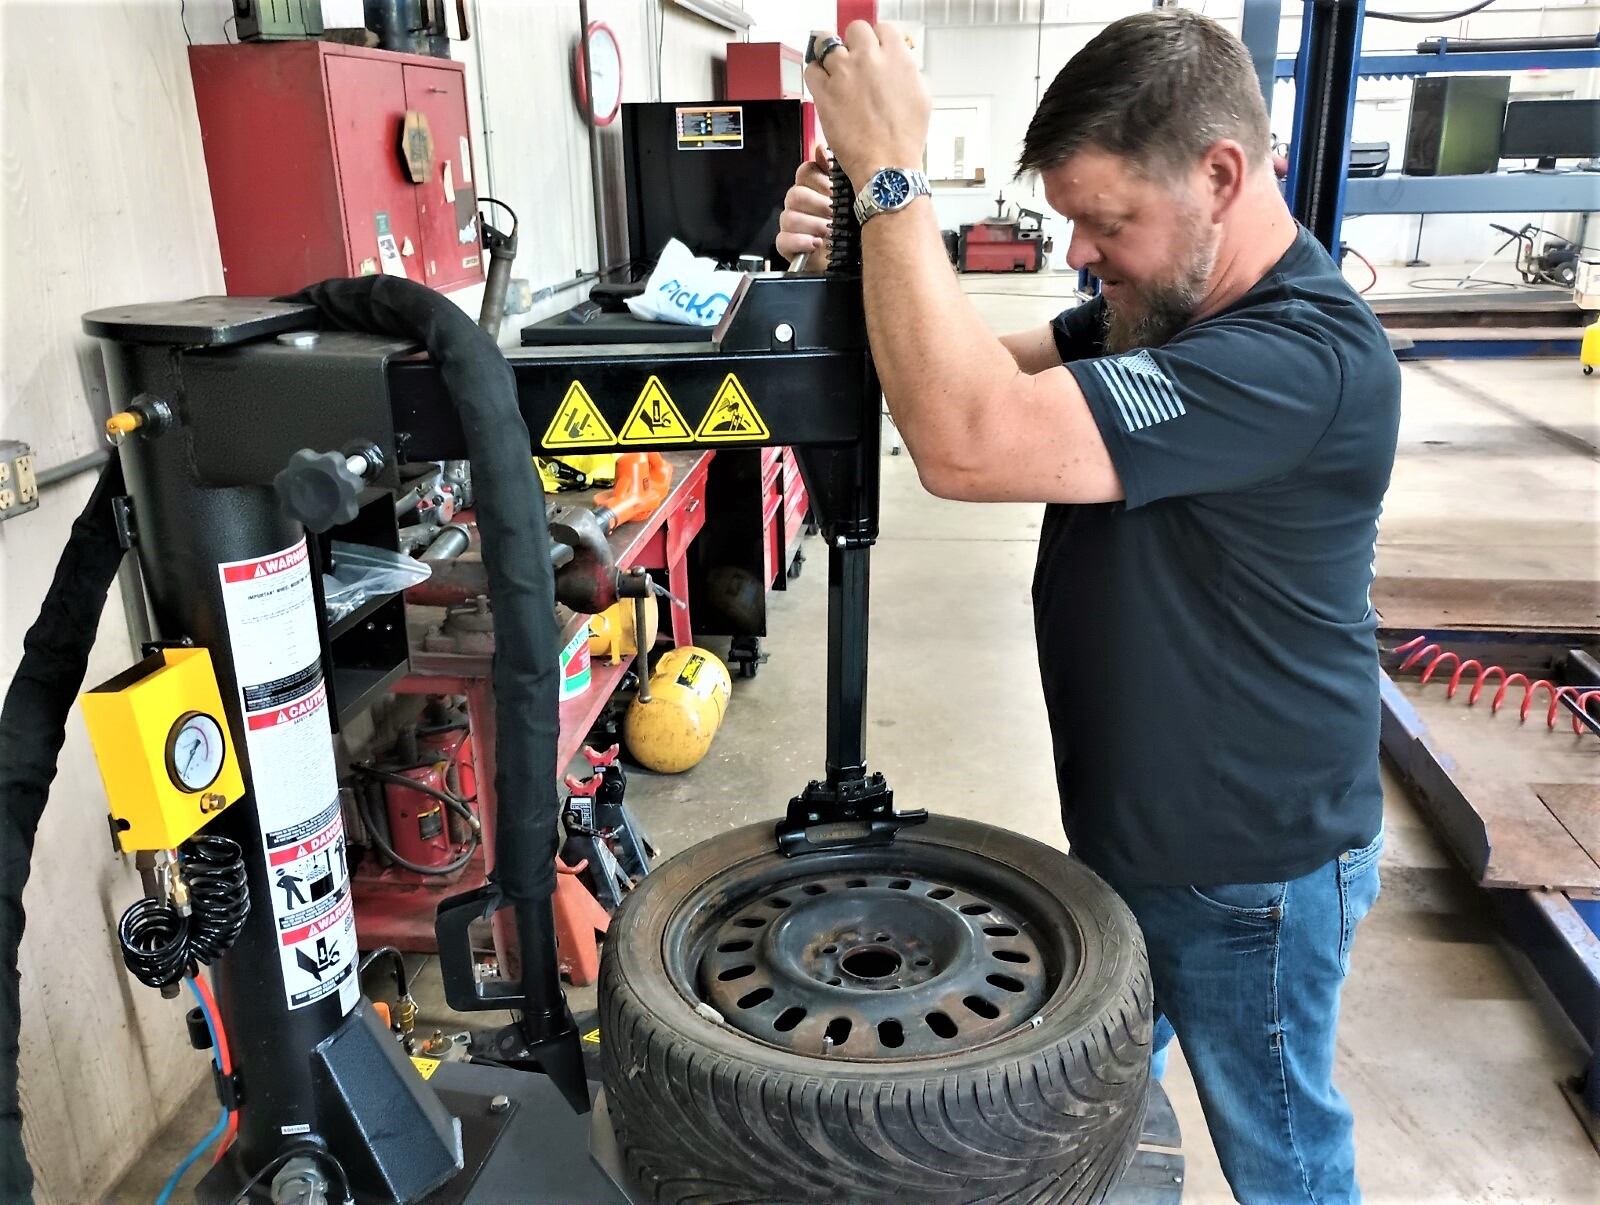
[{"xmin": 0, "ymin": 441, "xmax": 40, "ymax": 521}]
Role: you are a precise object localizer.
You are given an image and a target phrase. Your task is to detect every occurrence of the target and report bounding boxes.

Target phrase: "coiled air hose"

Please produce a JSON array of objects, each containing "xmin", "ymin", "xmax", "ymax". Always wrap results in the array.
[{"xmin": 118, "ymin": 836, "xmax": 250, "ymax": 990}]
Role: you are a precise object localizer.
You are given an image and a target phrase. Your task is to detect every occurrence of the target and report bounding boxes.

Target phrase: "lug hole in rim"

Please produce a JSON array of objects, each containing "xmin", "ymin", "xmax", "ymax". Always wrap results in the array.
[{"xmin": 774, "ymin": 1007, "xmax": 807, "ymax": 1032}]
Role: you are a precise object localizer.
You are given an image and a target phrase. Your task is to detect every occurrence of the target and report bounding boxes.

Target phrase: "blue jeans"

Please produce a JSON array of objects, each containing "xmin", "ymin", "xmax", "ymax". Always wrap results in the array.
[{"xmin": 1093, "ymin": 830, "xmax": 1383, "ymax": 1205}]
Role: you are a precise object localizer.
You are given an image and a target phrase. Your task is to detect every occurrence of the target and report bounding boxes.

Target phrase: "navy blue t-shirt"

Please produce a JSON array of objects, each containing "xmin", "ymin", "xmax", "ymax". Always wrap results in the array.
[{"xmin": 1035, "ymin": 227, "xmax": 1400, "ymax": 886}]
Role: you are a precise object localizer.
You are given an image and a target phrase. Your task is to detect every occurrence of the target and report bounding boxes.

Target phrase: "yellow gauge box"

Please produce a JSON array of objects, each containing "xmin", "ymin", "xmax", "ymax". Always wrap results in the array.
[{"xmin": 80, "ymin": 648, "xmax": 245, "ymax": 852}]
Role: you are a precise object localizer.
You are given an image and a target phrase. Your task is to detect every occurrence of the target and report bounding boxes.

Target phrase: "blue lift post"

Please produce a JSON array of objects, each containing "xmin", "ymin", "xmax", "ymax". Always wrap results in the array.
[{"xmin": 1284, "ymin": 0, "xmax": 1367, "ymax": 254}]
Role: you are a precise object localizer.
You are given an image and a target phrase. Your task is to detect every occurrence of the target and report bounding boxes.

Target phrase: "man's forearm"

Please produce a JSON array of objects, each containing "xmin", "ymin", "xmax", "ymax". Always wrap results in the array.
[{"xmin": 860, "ymin": 199, "xmax": 1023, "ymax": 474}]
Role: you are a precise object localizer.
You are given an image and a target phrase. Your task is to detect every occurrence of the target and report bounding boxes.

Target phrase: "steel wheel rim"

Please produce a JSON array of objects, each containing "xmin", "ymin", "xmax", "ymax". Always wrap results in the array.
[{"xmin": 663, "ymin": 845, "xmax": 1081, "ymax": 1061}]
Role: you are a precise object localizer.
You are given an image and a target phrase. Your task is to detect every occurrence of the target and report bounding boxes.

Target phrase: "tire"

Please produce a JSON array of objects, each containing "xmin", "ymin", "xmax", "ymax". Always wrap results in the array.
[{"xmin": 599, "ymin": 816, "xmax": 1152, "ymax": 1204}]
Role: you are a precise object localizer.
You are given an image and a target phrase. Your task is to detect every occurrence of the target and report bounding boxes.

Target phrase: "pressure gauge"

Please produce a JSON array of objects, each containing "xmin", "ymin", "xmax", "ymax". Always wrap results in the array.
[
  {"xmin": 166, "ymin": 712, "xmax": 226, "ymax": 793},
  {"xmin": 574, "ymin": 21, "xmax": 624, "ymax": 128}
]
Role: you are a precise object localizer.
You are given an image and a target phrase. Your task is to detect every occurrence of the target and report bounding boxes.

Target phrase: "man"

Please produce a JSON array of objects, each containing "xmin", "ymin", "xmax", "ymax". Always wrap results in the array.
[{"xmin": 778, "ymin": 10, "xmax": 1398, "ymax": 1203}]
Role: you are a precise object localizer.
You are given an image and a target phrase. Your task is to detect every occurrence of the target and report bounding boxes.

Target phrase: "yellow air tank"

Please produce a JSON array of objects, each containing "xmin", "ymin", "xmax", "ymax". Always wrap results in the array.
[
  {"xmin": 589, "ymin": 596, "xmax": 660, "ymax": 664},
  {"xmin": 623, "ymin": 646, "xmax": 732, "ymax": 774}
]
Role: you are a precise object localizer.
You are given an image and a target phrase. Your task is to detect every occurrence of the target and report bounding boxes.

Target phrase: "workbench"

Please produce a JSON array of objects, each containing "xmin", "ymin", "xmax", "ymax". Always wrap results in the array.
[{"xmin": 349, "ymin": 450, "xmax": 713, "ymax": 955}]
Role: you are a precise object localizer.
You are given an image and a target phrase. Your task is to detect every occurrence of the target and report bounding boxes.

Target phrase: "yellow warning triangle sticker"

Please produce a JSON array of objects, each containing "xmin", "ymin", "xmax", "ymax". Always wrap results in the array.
[
  {"xmin": 617, "ymin": 376, "xmax": 692, "ymax": 444},
  {"xmin": 694, "ymin": 374, "xmax": 770, "ymax": 443},
  {"xmin": 409, "ymin": 1056, "xmax": 440, "ymax": 1080},
  {"xmin": 541, "ymin": 380, "xmax": 617, "ymax": 449}
]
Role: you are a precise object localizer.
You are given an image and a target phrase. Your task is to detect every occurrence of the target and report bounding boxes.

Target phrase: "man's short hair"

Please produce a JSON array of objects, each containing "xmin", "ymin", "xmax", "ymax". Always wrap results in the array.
[{"xmin": 1018, "ymin": 9, "xmax": 1271, "ymax": 180}]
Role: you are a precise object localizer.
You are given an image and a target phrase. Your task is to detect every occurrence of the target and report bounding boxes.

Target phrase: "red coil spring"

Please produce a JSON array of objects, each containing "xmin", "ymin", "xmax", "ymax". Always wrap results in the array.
[{"xmin": 1392, "ymin": 635, "xmax": 1600, "ymax": 734}]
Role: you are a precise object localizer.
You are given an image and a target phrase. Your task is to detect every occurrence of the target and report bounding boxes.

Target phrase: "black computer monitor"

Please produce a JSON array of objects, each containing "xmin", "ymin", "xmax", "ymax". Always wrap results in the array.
[{"xmin": 1500, "ymin": 99, "xmax": 1600, "ymax": 170}]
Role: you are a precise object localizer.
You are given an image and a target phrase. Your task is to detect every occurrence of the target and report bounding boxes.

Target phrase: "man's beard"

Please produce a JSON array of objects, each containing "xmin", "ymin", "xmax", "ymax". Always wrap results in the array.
[{"xmin": 1101, "ymin": 223, "xmax": 1218, "ymax": 354}]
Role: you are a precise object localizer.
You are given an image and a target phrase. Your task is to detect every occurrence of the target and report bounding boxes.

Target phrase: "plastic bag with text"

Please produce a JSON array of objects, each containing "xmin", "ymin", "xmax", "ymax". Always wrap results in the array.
[{"xmin": 626, "ymin": 238, "xmax": 747, "ymax": 327}]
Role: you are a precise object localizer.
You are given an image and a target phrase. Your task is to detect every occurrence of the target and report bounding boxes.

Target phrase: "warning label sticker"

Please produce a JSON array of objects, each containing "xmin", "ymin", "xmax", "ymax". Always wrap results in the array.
[
  {"xmin": 695, "ymin": 374, "xmax": 770, "ymax": 442},
  {"xmin": 218, "ymin": 539, "xmax": 359, "ymax": 1016},
  {"xmin": 411, "ymin": 1056, "xmax": 441, "ymax": 1080},
  {"xmin": 541, "ymin": 381, "xmax": 617, "ymax": 449},
  {"xmin": 618, "ymin": 376, "xmax": 692, "ymax": 444}
]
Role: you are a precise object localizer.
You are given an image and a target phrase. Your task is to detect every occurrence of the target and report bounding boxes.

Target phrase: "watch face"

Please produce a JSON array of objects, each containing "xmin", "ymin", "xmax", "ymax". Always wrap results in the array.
[{"xmin": 870, "ymin": 169, "xmax": 912, "ymax": 209}]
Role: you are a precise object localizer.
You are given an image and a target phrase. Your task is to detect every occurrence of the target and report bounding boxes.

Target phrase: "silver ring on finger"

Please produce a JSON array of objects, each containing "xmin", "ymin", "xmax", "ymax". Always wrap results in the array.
[{"xmin": 815, "ymin": 36, "xmax": 844, "ymax": 75}]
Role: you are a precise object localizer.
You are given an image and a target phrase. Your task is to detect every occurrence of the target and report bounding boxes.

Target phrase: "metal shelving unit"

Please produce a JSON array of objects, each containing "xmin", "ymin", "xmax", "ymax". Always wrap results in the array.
[
  {"xmin": 1274, "ymin": 46, "xmax": 1600, "ymax": 81},
  {"xmin": 1271, "ymin": 11, "xmax": 1600, "ymax": 241},
  {"xmin": 1345, "ymin": 171, "xmax": 1599, "ymax": 216}
]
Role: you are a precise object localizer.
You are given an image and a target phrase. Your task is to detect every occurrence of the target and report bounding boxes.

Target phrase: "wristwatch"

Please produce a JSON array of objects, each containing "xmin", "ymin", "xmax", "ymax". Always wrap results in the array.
[{"xmin": 853, "ymin": 167, "xmax": 931, "ymax": 225}]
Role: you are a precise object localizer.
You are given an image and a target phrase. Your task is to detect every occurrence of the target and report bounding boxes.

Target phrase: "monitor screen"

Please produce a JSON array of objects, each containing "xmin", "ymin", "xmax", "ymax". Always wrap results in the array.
[{"xmin": 1500, "ymin": 99, "xmax": 1600, "ymax": 162}]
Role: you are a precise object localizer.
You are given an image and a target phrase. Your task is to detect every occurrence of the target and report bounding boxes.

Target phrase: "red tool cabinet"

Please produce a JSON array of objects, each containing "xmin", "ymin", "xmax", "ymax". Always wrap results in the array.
[{"xmin": 189, "ymin": 42, "xmax": 483, "ymax": 296}]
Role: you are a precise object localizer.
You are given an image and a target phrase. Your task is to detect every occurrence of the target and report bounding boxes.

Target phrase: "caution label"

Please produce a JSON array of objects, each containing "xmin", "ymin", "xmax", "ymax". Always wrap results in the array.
[
  {"xmin": 410, "ymin": 1056, "xmax": 441, "ymax": 1080},
  {"xmin": 618, "ymin": 376, "xmax": 692, "ymax": 444},
  {"xmin": 695, "ymin": 374, "xmax": 770, "ymax": 442},
  {"xmin": 218, "ymin": 539, "xmax": 359, "ymax": 1017},
  {"xmin": 542, "ymin": 381, "xmax": 617, "ymax": 449},
  {"xmin": 246, "ymin": 679, "xmax": 328, "ymax": 730},
  {"xmin": 676, "ymin": 654, "xmax": 706, "ymax": 688}
]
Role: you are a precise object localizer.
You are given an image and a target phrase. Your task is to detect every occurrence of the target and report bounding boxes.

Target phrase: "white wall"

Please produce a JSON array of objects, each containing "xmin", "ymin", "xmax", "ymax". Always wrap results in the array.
[
  {"xmin": 0, "ymin": 2, "xmax": 725, "ymax": 1198},
  {"xmin": 0, "ymin": 4, "xmax": 229, "ymax": 1200}
]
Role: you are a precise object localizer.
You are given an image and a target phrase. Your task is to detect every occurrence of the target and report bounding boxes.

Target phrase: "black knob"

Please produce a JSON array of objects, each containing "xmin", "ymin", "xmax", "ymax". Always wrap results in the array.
[{"xmin": 274, "ymin": 449, "xmax": 363, "ymax": 533}]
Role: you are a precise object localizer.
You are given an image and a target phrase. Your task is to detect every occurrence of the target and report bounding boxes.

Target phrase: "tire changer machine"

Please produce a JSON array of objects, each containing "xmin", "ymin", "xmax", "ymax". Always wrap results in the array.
[{"xmin": 0, "ymin": 180, "xmax": 971, "ymax": 1199}]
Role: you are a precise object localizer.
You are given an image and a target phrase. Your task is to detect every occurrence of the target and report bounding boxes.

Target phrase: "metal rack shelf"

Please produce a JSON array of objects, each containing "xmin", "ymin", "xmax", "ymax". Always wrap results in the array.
[
  {"xmin": 1346, "ymin": 171, "xmax": 1600, "ymax": 215},
  {"xmin": 1275, "ymin": 46, "xmax": 1600, "ymax": 81}
]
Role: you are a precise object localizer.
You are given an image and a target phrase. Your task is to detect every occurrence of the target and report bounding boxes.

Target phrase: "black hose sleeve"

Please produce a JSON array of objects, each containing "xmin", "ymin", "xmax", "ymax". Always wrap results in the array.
[
  {"xmin": 286, "ymin": 277, "xmax": 560, "ymax": 908},
  {"xmin": 0, "ymin": 461, "xmax": 128, "ymax": 1200}
]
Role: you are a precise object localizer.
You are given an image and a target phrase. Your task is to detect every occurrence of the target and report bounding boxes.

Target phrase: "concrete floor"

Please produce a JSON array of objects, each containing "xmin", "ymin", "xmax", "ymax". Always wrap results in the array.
[{"xmin": 116, "ymin": 276, "xmax": 1598, "ymax": 1201}]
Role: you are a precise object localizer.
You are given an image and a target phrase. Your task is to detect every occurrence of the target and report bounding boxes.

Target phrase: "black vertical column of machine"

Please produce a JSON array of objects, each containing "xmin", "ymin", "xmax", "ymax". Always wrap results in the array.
[
  {"xmin": 106, "ymin": 344, "xmax": 344, "ymax": 1165},
  {"xmin": 823, "ymin": 161, "xmax": 875, "ymax": 785}
]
